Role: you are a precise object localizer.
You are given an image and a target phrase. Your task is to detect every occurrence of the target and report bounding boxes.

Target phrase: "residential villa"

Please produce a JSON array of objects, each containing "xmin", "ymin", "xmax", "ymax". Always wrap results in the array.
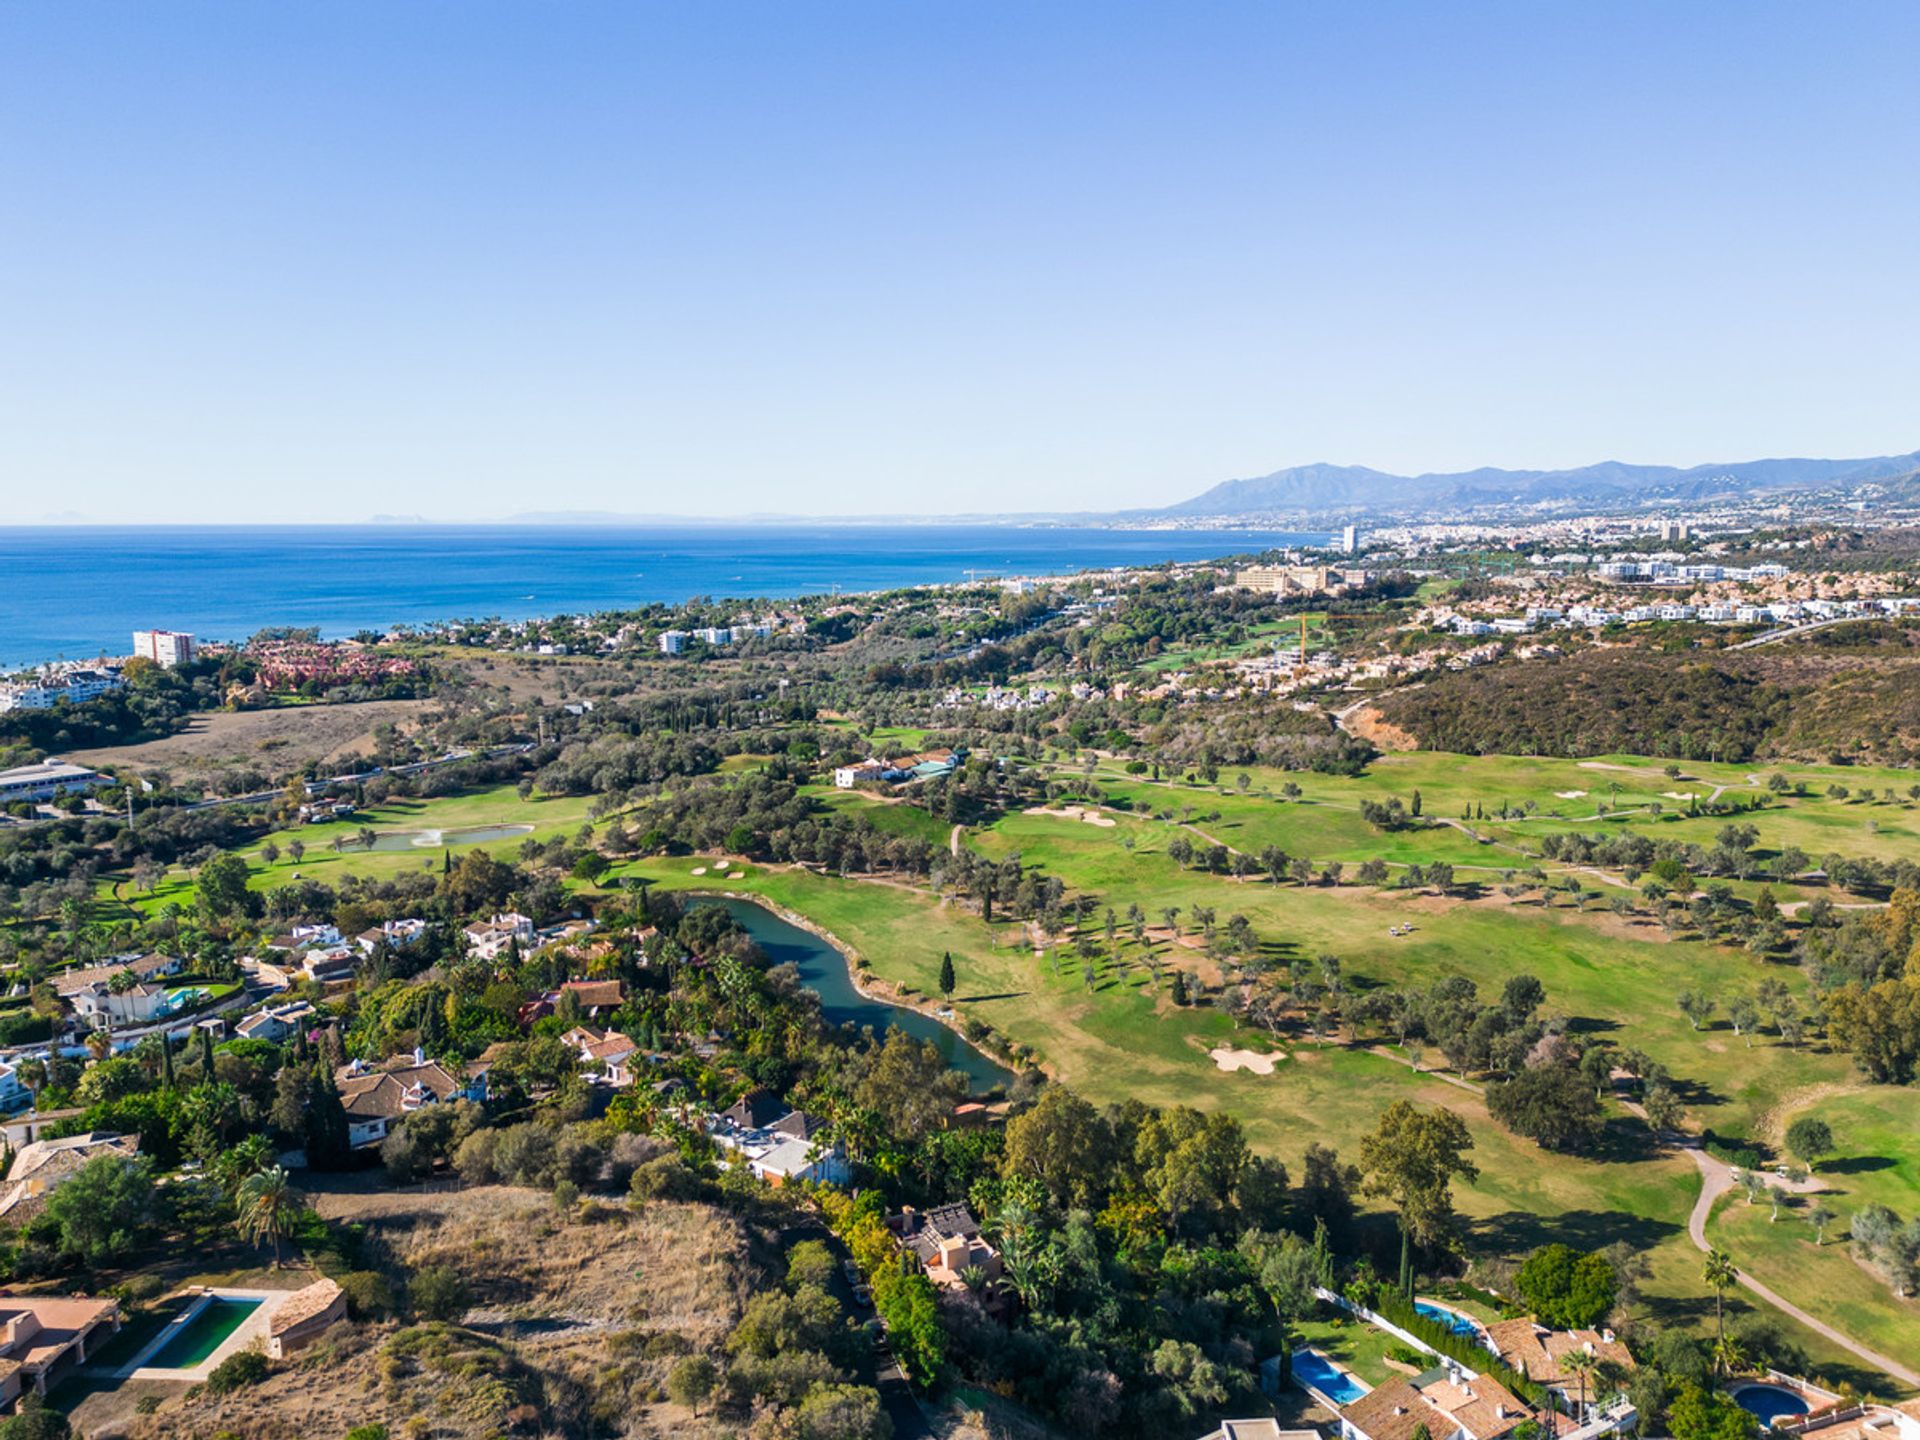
[
  {"xmin": 265, "ymin": 1277, "xmax": 347, "ymax": 1359},
  {"xmin": 708, "ymin": 1089, "xmax": 848, "ymax": 1187},
  {"xmin": 1337, "ymin": 1366, "xmax": 1529, "ymax": 1440},
  {"xmin": 888, "ymin": 1203, "xmax": 1004, "ymax": 1299},
  {"xmin": 335, "ymin": 1054, "xmax": 488, "ymax": 1149},
  {"xmin": 67, "ymin": 980, "xmax": 173, "ymax": 1029},
  {"xmin": 1766, "ymin": 1399, "xmax": 1920, "ymax": 1440},
  {"xmin": 0, "ymin": 1133, "xmax": 140, "ymax": 1220},
  {"xmin": 235, "ymin": 1000, "xmax": 318, "ymax": 1044},
  {"xmin": 559, "ymin": 1025, "xmax": 639, "ymax": 1085},
  {"xmin": 0, "ymin": 1294, "xmax": 121, "ymax": 1404},
  {"xmin": 52, "ymin": 953, "xmax": 182, "ymax": 1000},
  {"xmin": 463, "ymin": 912, "xmax": 536, "ymax": 961},
  {"xmin": 1196, "ymin": 1424, "xmax": 1318, "ymax": 1440},
  {"xmin": 833, "ymin": 747, "xmax": 963, "ymax": 788},
  {"xmin": 0, "ymin": 1068, "xmax": 32, "ymax": 1116},
  {"xmin": 354, "ymin": 918, "xmax": 427, "ymax": 954},
  {"xmin": 1485, "ymin": 1319, "xmax": 1633, "ymax": 1403}
]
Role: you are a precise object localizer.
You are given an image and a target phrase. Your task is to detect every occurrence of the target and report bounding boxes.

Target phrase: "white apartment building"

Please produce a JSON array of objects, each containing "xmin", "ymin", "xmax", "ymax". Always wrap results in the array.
[{"xmin": 131, "ymin": 630, "xmax": 195, "ymax": 667}]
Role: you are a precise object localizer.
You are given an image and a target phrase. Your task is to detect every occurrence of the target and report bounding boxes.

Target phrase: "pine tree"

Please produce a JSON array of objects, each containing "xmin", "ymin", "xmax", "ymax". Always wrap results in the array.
[
  {"xmin": 306, "ymin": 1064, "xmax": 352, "ymax": 1169},
  {"xmin": 939, "ymin": 952, "xmax": 956, "ymax": 999}
]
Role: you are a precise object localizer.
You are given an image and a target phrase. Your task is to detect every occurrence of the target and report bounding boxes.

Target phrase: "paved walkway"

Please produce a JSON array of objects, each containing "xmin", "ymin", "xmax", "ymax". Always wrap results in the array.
[{"xmin": 1672, "ymin": 1137, "xmax": 1920, "ymax": 1388}]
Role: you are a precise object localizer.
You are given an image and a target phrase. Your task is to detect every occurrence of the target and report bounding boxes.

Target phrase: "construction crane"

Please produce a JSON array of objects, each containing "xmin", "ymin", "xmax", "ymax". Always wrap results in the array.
[{"xmin": 1294, "ymin": 614, "xmax": 1310, "ymax": 680}]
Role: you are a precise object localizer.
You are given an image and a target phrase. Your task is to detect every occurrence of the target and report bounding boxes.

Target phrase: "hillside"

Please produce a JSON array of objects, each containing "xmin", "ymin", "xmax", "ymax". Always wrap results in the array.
[
  {"xmin": 1163, "ymin": 448, "xmax": 1920, "ymax": 516},
  {"xmin": 1369, "ymin": 646, "xmax": 1920, "ymax": 765}
]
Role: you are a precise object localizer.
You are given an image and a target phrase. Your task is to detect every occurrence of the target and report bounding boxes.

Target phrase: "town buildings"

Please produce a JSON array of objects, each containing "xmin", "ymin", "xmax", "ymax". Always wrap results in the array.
[
  {"xmin": 131, "ymin": 629, "xmax": 196, "ymax": 667},
  {"xmin": 0, "ymin": 759, "xmax": 110, "ymax": 805},
  {"xmin": 0, "ymin": 668, "xmax": 125, "ymax": 714}
]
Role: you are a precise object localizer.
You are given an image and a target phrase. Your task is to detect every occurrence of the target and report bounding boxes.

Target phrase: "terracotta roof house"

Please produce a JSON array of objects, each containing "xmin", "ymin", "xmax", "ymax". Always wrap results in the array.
[
  {"xmin": 0, "ymin": 1133, "xmax": 139, "ymax": 1220},
  {"xmin": 266, "ymin": 1277, "xmax": 347, "ymax": 1358},
  {"xmin": 335, "ymin": 1054, "xmax": 486, "ymax": 1149},
  {"xmin": 235, "ymin": 1001, "xmax": 317, "ymax": 1044},
  {"xmin": 558, "ymin": 978, "xmax": 625, "ymax": 1013},
  {"xmin": 718, "ymin": 1088, "xmax": 787, "ymax": 1131},
  {"xmin": 1485, "ymin": 1320, "xmax": 1633, "ymax": 1393},
  {"xmin": 0, "ymin": 1293, "xmax": 121, "ymax": 1403},
  {"xmin": 1338, "ymin": 1367, "xmax": 1529, "ymax": 1440},
  {"xmin": 51, "ymin": 953, "xmax": 181, "ymax": 998},
  {"xmin": 463, "ymin": 912, "xmax": 535, "ymax": 961}
]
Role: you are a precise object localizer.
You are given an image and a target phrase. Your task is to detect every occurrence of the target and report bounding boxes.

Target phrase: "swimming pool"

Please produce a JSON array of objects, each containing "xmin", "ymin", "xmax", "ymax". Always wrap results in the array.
[
  {"xmin": 1734, "ymin": 1385, "xmax": 1809, "ymax": 1426},
  {"xmin": 1291, "ymin": 1345, "xmax": 1369, "ymax": 1405},
  {"xmin": 146, "ymin": 1297, "xmax": 261, "ymax": 1369},
  {"xmin": 1415, "ymin": 1299, "xmax": 1482, "ymax": 1338}
]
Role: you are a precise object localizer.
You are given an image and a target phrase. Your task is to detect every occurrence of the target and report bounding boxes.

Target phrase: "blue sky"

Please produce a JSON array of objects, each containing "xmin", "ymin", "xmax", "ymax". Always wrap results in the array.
[{"xmin": 2, "ymin": 2, "xmax": 1917, "ymax": 522}]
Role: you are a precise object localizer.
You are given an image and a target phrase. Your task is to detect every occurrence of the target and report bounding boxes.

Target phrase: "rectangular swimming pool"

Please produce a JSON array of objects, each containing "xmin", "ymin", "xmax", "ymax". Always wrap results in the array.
[
  {"xmin": 146, "ymin": 1297, "xmax": 261, "ymax": 1369},
  {"xmin": 1291, "ymin": 1345, "xmax": 1368, "ymax": 1404}
]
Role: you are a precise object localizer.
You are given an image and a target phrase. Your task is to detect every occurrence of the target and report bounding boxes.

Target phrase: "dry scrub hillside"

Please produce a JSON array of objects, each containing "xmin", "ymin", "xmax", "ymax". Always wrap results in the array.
[
  {"xmin": 67, "ymin": 699, "xmax": 437, "ymax": 790},
  {"xmin": 125, "ymin": 1186, "xmax": 756, "ymax": 1440}
]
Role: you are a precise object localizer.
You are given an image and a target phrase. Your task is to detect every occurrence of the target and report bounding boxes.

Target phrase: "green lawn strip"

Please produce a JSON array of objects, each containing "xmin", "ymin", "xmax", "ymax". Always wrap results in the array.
[
  {"xmin": 1709, "ymin": 1192, "xmax": 1920, "ymax": 1393},
  {"xmin": 1293, "ymin": 1303, "xmax": 1411, "ymax": 1387}
]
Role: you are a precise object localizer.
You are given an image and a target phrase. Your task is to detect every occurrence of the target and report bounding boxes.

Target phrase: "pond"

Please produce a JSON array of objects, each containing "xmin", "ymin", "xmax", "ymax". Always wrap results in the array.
[
  {"xmin": 343, "ymin": 823, "xmax": 534, "ymax": 852},
  {"xmin": 696, "ymin": 897, "xmax": 1014, "ymax": 1092}
]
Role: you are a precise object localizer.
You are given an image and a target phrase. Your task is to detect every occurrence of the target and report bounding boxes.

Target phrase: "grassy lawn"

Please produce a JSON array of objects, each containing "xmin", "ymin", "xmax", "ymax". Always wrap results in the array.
[
  {"xmin": 1293, "ymin": 1303, "xmax": 1411, "ymax": 1387},
  {"xmin": 99, "ymin": 783, "xmax": 597, "ymax": 921}
]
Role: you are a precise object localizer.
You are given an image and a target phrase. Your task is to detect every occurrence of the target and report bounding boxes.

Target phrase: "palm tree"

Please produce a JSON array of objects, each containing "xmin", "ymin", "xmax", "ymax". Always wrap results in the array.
[
  {"xmin": 1562, "ymin": 1348, "xmax": 1598, "ymax": 1425},
  {"xmin": 1702, "ymin": 1247, "xmax": 1737, "ymax": 1370},
  {"xmin": 235, "ymin": 1165, "xmax": 298, "ymax": 1267}
]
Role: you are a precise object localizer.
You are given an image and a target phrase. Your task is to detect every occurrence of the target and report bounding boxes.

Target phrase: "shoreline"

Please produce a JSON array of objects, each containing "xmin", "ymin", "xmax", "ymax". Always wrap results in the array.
[
  {"xmin": 0, "ymin": 523, "xmax": 1330, "ymax": 672},
  {"xmin": 680, "ymin": 884, "xmax": 1033, "ymax": 1084}
]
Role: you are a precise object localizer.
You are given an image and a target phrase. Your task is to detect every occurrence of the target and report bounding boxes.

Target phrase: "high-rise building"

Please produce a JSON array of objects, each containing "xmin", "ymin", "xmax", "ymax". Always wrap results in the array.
[
  {"xmin": 1657, "ymin": 519, "xmax": 1690, "ymax": 543},
  {"xmin": 1341, "ymin": 524, "xmax": 1359, "ymax": 554},
  {"xmin": 131, "ymin": 630, "xmax": 196, "ymax": 667}
]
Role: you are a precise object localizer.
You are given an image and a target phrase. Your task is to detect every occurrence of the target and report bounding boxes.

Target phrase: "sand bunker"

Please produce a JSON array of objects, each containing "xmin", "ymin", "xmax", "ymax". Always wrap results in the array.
[
  {"xmin": 690, "ymin": 866, "xmax": 708, "ymax": 875},
  {"xmin": 1662, "ymin": 791, "xmax": 1697, "ymax": 800},
  {"xmin": 1210, "ymin": 1047, "xmax": 1280, "ymax": 1074},
  {"xmin": 1554, "ymin": 790, "xmax": 1588, "ymax": 800},
  {"xmin": 1025, "ymin": 805, "xmax": 1116, "ymax": 828}
]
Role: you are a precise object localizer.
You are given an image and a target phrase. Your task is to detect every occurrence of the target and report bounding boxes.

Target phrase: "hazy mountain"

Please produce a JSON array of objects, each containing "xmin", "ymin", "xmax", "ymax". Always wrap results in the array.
[{"xmin": 1164, "ymin": 449, "xmax": 1920, "ymax": 516}]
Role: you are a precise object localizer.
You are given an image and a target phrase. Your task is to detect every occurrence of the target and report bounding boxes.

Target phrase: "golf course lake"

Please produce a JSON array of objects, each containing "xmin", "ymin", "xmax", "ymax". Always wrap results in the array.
[{"xmin": 697, "ymin": 896, "xmax": 1014, "ymax": 1092}]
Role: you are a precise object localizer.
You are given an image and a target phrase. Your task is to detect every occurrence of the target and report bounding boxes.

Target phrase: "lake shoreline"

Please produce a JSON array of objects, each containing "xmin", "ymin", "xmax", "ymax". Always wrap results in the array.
[{"xmin": 683, "ymin": 887, "xmax": 1029, "ymax": 1087}]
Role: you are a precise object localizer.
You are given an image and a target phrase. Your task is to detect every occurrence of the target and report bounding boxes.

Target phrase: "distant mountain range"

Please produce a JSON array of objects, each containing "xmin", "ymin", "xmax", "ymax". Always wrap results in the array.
[{"xmin": 1162, "ymin": 448, "xmax": 1920, "ymax": 517}]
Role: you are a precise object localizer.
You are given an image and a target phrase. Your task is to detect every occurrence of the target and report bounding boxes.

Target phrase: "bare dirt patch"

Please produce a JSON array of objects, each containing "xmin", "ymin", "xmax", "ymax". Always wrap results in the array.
[
  {"xmin": 1342, "ymin": 704, "xmax": 1418, "ymax": 752},
  {"xmin": 68, "ymin": 699, "xmax": 436, "ymax": 788},
  {"xmin": 126, "ymin": 1183, "xmax": 757, "ymax": 1440}
]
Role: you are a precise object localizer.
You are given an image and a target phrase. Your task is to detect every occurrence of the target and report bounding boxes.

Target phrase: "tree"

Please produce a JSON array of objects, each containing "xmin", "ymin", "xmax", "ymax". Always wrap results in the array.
[
  {"xmin": 1785, "ymin": 1116, "xmax": 1834, "ymax": 1172},
  {"xmin": 857, "ymin": 1030, "xmax": 968, "ymax": 1142},
  {"xmin": 235, "ymin": 1166, "xmax": 298, "ymax": 1266},
  {"xmin": 1487, "ymin": 1063, "xmax": 1604, "ymax": 1154},
  {"xmin": 1562, "ymin": 1346, "xmax": 1599, "ymax": 1425},
  {"xmin": 1668, "ymin": 1384, "xmax": 1758, "ymax": 1440},
  {"xmin": 42, "ymin": 1154, "xmax": 155, "ymax": 1266},
  {"xmin": 1514, "ymin": 1244, "xmax": 1617, "ymax": 1329},
  {"xmin": 665, "ymin": 1354, "xmax": 717, "ymax": 1416},
  {"xmin": 793, "ymin": 1383, "xmax": 893, "ymax": 1440},
  {"xmin": 1677, "ymin": 991, "xmax": 1715, "ymax": 1032},
  {"xmin": 195, "ymin": 851, "xmax": 258, "ymax": 920},
  {"xmin": 410, "ymin": 1264, "xmax": 471, "ymax": 1321},
  {"xmin": 1702, "ymin": 1248, "xmax": 1737, "ymax": 1370},
  {"xmin": 1808, "ymin": 1202, "xmax": 1835, "ymax": 1245},
  {"xmin": 938, "ymin": 951, "xmax": 956, "ymax": 1000},
  {"xmin": 1240, "ymin": 1229, "xmax": 1322, "ymax": 1378},
  {"xmin": 1001, "ymin": 1088, "xmax": 1115, "ymax": 1207},
  {"xmin": 1360, "ymin": 1101, "xmax": 1478, "ymax": 1296}
]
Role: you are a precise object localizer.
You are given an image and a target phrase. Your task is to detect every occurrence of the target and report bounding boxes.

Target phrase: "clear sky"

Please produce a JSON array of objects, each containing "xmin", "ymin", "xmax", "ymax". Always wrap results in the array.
[{"xmin": 3, "ymin": 2, "xmax": 1917, "ymax": 523}]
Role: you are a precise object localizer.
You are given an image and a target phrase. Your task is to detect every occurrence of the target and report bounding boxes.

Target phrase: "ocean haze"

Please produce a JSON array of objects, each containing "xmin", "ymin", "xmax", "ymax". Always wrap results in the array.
[{"xmin": 0, "ymin": 523, "xmax": 1324, "ymax": 668}]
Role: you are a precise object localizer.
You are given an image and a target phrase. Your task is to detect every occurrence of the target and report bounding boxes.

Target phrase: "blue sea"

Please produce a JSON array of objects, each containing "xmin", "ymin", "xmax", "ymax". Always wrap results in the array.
[{"xmin": 0, "ymin": 524, "xmax": 1323, "ymax": 667}]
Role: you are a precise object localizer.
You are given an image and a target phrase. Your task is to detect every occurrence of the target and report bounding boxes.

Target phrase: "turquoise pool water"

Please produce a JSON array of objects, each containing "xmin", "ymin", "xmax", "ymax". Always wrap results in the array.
[
  {"xmin": 1291, "ymin": 1345, "xmax": 1368, "ymax": 1404},
  {"xmin": 147, "ymin": 1297, "xmax": 261, "ymax": 1368},
  {"xmin": 1416, "ymin": 1299, "xmax": 1482, "ymax": 1337}
]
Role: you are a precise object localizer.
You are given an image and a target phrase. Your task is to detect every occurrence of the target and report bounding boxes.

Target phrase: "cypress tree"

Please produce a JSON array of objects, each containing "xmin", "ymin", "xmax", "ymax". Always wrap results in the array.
[
  {"xmin": 306, "ymin": 1064, "xmax": 352, "ymax": 1169},
  {"xmin": 198, "ymin": 1023, "xmax": 216, "ymax": 1075},
  {"xmin": 939, "ymin": 952, "xmax": 956, "ymax": 999},
  {"xmin": 160, "ymin": 1036, "xmax": 176, "ymax": 1090}
]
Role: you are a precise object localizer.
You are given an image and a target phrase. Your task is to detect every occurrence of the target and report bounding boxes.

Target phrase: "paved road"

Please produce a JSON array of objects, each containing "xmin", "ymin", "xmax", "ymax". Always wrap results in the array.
[{"xmin": 1669, "ymin": 1132, "xmax": 1920, "ymax": 1387}]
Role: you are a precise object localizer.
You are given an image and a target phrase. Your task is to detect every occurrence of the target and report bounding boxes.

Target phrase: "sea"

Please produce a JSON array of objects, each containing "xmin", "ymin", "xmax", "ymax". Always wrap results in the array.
[{"xmin": 0, "ymin": 523, "xmax": 1325, "ymax": 667}]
